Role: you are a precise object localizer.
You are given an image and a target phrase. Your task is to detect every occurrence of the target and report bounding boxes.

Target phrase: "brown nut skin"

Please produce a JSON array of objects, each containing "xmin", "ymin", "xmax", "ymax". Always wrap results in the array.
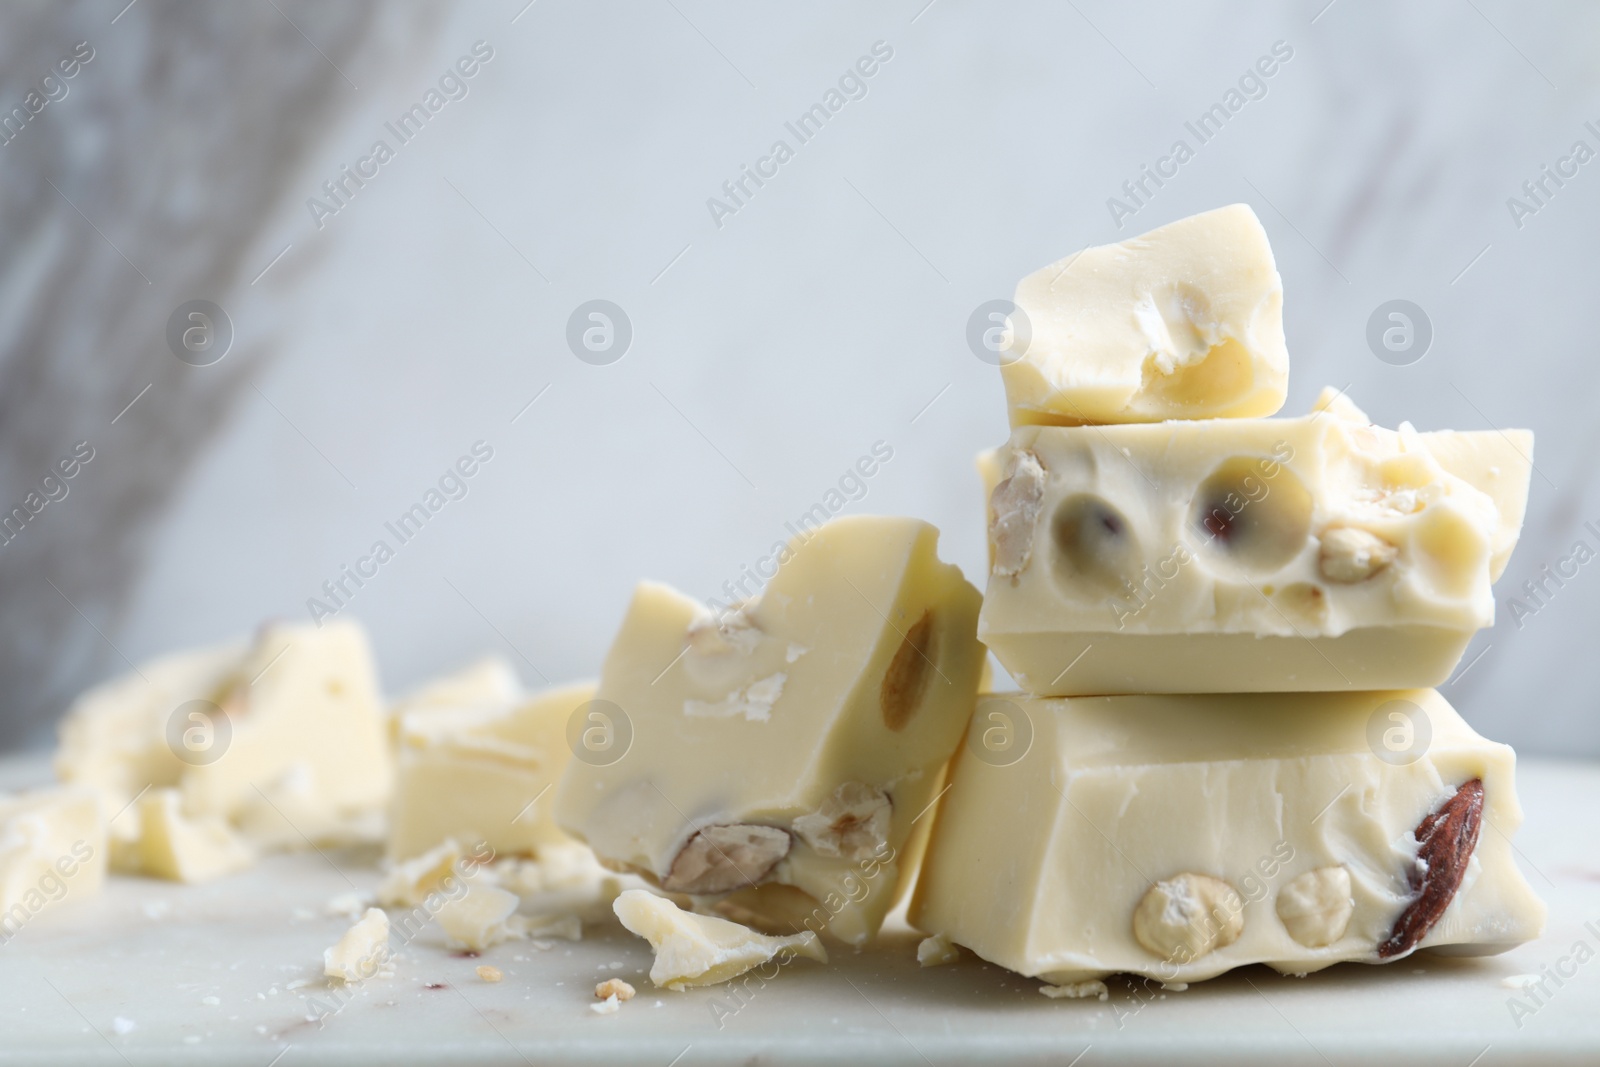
[{"xmin": 1378, "ymin": 778, "xmax": 1484, "ymax": 959}]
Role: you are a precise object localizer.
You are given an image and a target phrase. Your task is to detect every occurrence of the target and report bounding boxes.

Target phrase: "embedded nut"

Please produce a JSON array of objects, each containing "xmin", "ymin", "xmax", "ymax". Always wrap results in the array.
[
  {"xmin": 1276, "ymin": 866, "xmax": 1354, "ymax": 948},
  {"xmin": 880, "ymin": 612, "xmax": 935, "ymax": 732},
  {"xmin": 662, "ymin": 824, "xmax": 790, "ymax": 895},
  {"xmin": 1051, "ymin": 494, "xmax": 1137, "ymax": 589},
  {"xmin": 1132, "ymin": 873, "xmax": 1244, "ymax": 963},
  {"xmin": 991, "ymin": 451, "xmax": 1046, "ymax": 578},
  {"xmin": 1318, "ymin": 527, "xmax": 1398, "ymax": 583},
  {"xmin": 686, "ymin": 608, "xmax": 764, "ymax": 656},
  {"xmin": 791, "ymin": 782, "xmax": 892, "ymax": 861},
  {"xmin": 1191, "ymin": 457, "xmax": 1314, "ymax": 575},
  {"xmin": 1379, "ymin": 778, "xmax": 1484, "ymax": 959}
]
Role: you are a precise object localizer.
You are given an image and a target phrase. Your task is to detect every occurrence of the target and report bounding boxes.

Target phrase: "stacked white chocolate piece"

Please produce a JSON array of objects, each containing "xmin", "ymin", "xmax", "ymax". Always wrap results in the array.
[{"xmin": 909, "ymin": 204, "xmax": 1547, "ymax": 984}]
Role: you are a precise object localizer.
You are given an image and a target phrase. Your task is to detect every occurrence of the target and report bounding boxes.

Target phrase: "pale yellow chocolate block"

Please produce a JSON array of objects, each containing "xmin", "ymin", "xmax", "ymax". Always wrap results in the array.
[
  {"xmin": 56, "ymin": 620, "xmax": 392, "ymax": 859},
  {"xmin": 56, "ymin": 642, "xmax": 240, "ymax": 868},
  {"xmin": 0, "ymin": 788, "xmax": 105, "ymax": 927},
  {"xmin": 135, "ymin": 789, "xmax": 254, "ymax": 884},
  {"xmin": 435, "ymin": 884, "xmax": 535, "ymax": 951},
  {"xmin": 379, "ymin": 838, "xmax": 473, "ymax": 906},
  {"xmin": 613, "ymin": 889, "xmax": 826, "ymax": 990},
  {"xmin": 980, "ymin": 396, "xmax": 1531, "ymax": 694},
  {"xmin": 1002, "ymin": 204, "xmax": 1287, "ymax": 426},
  {"xmin": 910, "ymin": 690, "xmax": 1546, "ymax": 986},
  {"xmin": 389, "ymin": 682, "xmax": 594, "ymax": 861},
  {"xmin": 555, "ymin": 516, "xmax": 985, "ymax": 944},
  {"xmin": 181, "ymin": 620, "xmax": 391, "ymax": 824},
  {"xmin": 917, "ymin": 932, "xmax": 960, "ymax": 967}
]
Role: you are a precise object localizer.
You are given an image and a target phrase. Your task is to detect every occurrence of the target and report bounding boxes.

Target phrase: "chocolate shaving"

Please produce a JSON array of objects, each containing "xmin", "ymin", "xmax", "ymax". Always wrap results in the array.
[{"xmin": 1378, "ymin": 778, "xmax": 1484, "ymax": 959}]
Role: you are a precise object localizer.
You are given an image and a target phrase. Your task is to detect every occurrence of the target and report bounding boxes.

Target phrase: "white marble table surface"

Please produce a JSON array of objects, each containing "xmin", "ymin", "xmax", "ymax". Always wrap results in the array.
[{"xmin": 0, "ymin": 755, "xmax": 1594, "ymax": 1065}]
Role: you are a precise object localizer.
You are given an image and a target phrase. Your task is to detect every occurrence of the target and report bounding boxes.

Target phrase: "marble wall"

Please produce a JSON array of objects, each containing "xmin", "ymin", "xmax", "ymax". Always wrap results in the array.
[{"xmin": 5, "ymin": 1, "xmax": 1597, "ymax": 754}]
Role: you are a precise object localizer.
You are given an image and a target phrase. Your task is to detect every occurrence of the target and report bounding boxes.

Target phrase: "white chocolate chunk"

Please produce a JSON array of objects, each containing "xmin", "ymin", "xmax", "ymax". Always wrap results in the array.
[
  {"xmin": 612, "ymin": 890, "xmax": 826, "ymax": 990},
  {"xmin": 185, "ymin": 621, "xmax": 390, "ymax": 830},
  {"xmin": 378, "ymin": 838, "xmax": 486, "ymax": 907},
  {"xmin": 917, "ymin": 933, "xmax": 960, "ymax": 967},
  {"xmin": 979, "ymin": 395, "xmax": 1530, "ymax": 694},
  {"xmin": 323, "ymin": 907, "xmax": 391, "ymax": 982},
  {"xmin": 136, "ymin": 789, "xmax": 254, "ymax": 884},
  {"xmin": 1002, "ymin": 204, "xmax": 1287, "ymax": 426},
  {"xmin": 0, "ymin": 787, "xmax": 105, "ymax": 916},
  {"xmin": 55, "ymin": 641, "xmax": 237, "ymax": 870},
  {"xmin": 556, "ymin": 516, "xmax": 984, "ymax": 944},
  {"xmin": 1277, "ymin": 866, "xmax": 1354, "ymax": 948},
  {"xmin": 435, "ymin": 884, "xmax": 533, "ymax": 951},
  {"xmin": 56, "ymin": 620, "xmax": 391, "ymax": 860},
  {"xmin": 389, "ymin": 680, "xmax": 594, "ymax": 862},
  {"xmin": 910, "ymin": 689, "xmax": 1545, "ymax": 986}
]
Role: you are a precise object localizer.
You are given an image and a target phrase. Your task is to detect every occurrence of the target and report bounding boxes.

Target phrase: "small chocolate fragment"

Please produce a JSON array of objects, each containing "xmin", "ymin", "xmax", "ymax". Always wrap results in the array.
[{"xmin": 1378, "ymin": 778, "xmax": 1484, "ymax": 959}]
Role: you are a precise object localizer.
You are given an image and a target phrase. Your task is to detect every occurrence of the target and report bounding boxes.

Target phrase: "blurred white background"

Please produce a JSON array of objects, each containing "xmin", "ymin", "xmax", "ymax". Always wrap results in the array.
[{"xmin": 4, "ymin": 0, "xmax": 1597, "ymax": 755}]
